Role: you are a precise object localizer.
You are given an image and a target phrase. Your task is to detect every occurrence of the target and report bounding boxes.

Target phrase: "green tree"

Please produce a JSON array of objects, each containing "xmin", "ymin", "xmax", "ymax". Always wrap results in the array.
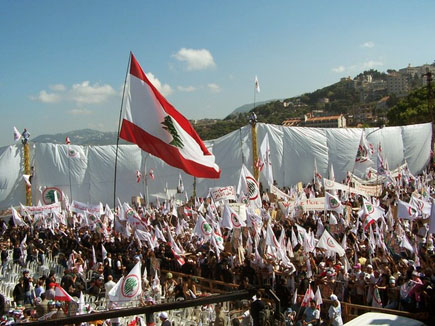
[{"xmin": 387, "ymin": 87, "xmax": 431, "ymax": 126}]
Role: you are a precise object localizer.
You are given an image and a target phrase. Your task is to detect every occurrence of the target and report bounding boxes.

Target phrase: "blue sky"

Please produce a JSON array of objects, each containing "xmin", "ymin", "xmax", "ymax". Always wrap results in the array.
[{"xmin": 1, "ymin": 0, "xmax": 435, "ymax": 146}]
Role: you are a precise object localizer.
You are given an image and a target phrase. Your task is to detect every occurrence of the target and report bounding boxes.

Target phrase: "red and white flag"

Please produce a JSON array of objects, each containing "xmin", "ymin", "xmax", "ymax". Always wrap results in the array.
[
  {"xmin": 65, "ymin": 136, "xmax": 71, "ymax": 145},
  {"xmin": 120, "ymin": 53, "xmax": 220, "ymax": 179},
  {"xmin": 136, "ymin": 170, "xmax": 142, "ymax": 183},
  {"xmin": 148, "ymin": 169, "xmax": 155, "ymax": 180},
  {"xmin": 55, "ymin": 284, "xmax": 75, "ymax": 302},
  {"xmin": 301, "ymin": 284, "xmax": 315, "ymax": 307}
]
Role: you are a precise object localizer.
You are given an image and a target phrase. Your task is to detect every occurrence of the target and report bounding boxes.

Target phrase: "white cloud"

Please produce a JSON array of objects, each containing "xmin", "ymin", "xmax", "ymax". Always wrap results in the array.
[
  {"xmin": 173, "ymin": 48, "xmax": 216, "ymax": 71},
  {"xmin": 332, "ymin": 66, "xmax": 346, "ymax": 73},
  {"xmin": 30, "ymin": 90, "xmax": 61, "ymax": 103},
  {"xmin": 146, "ymin": 72, "xmax": 173, "ymax": 97},
  {"xmin": 31, "ymin": 81, "xmax": 116, "ymax": 105},
  {"xmin": 361, "ymin": 41, "xmax": 375, "ymax": 48},
  {"xmin": 177, "ymin": 85, "xmax": 196, "ymax": 92},
  {"xmin": 49, "ymin": 84, "xmax": 66, "ymax": 91},
  {"xmin": 362, "ymin": 60, "xmax": 384, "ymax": 69},
  {"xmin": 70, "ymin": 81, "xmax": 116, "ymax": 104},
  {"xmin": 207, "ymin": 83, "xmax": 221, "ymax": 93},
  {"xmin": 68, "ymin": 108, "xmax": 92, "ymax": 115}
]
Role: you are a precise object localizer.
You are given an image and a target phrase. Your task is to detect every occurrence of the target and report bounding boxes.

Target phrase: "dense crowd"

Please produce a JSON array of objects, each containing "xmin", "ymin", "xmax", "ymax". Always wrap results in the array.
[{"xmin": 0, "ymin": 162, "xmax": 434, "ymax": 326}]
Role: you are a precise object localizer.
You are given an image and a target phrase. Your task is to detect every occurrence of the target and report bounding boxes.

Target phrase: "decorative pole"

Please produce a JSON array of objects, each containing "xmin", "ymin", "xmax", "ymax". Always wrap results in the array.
[
  {"xmin": 23, "ymin": 142, "xmax": 32, "ymax": 206},
  {"xmin": 250, "ymin": 113, "xmax": 259, "ymax": 181}
]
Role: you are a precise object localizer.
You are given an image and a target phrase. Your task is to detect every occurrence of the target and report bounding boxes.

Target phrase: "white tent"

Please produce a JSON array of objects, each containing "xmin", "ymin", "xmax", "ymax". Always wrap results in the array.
[{"xmin": 0, "ymin": 122, "xmax": 431, "ymax": 209}]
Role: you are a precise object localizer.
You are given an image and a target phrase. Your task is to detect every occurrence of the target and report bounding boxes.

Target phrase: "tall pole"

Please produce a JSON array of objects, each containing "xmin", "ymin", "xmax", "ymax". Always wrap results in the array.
[
  {"xmin": 23, "ymin": 142, "xmax": 32, "ymax": 206},
  {"xmin": 252, "ymin": 121, "xmax": 259, "ymax": 181},
  {"xmin": 113, "ymin": 53, "xmax": 131, "ymax": 207},
  {"xmin": 67, "ymin": 144, "xmax": 73, "ymax": 201}
]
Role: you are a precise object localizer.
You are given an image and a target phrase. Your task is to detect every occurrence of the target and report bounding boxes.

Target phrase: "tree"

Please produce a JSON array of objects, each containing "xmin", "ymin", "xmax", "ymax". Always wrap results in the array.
[{"xmin": 387, "ymin": 87, "xmax": 431, "ymax": 126}]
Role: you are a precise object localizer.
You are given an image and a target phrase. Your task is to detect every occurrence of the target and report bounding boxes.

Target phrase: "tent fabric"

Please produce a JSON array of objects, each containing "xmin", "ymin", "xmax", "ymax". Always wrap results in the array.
[{"xmin": 0, "ymin": 122, "xmax": 431, "ymax": 209}]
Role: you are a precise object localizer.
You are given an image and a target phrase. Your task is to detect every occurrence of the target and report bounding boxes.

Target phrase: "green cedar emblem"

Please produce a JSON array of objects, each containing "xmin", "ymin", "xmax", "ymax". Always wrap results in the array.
[
  {"xmin": 161, "ymin": 116, "xmax": 184, "ymax": 148},
  {"xmin": 123, "ymin": 277, "xmax": 137, "ymax": 296}
]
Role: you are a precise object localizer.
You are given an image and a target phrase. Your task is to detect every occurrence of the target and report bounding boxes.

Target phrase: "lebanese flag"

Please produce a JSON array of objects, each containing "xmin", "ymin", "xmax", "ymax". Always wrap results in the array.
[
  {"xmin": 120, "ymin": 53, "xmax": 220, "ymax": 179},
  {"xmin": 301, "ymin": 284, "xmax": 315, "ymax": 307},
  {"xmin": 55, "ymin": 284, "xmax": 75, "ymax": 302}
]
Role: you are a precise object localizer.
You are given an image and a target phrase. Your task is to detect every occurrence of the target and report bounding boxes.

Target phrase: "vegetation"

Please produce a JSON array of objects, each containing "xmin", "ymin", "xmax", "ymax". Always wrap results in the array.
[{"xmin": 387, "ymin": 86, "xmax": 432, "ymax": 126}]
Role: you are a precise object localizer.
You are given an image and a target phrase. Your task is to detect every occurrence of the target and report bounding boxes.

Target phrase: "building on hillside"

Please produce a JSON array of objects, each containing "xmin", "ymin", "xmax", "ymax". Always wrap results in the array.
[
  {"xmin": 282, "ymin": 118, "xmax": 302, "ymax": 127},
  {"xmin": 282, "ymin": 112, "xmax": 347, "ymax": 128},
  {"xmin": 303, "ymin": 113, "xmax": 346, "ymax": 128},
  {"xmin": 386, "ymin": 72, "xmax": 410, "ymax": 97}
]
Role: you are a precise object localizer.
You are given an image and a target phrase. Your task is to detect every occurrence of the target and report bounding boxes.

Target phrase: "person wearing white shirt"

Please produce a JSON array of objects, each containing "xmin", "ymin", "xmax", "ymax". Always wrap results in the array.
[
  {"xmin": 104, "ymin": 275, "xmax": 116, "ymax": 301},
  {"xmin": 328, "ymin": 294, "xmax": 343, "ymax": 326}
]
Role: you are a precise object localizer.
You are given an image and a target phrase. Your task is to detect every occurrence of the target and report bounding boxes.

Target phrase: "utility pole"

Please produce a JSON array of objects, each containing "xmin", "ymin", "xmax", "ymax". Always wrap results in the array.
[{"xmin": 423, "ymin": 69, "xmax": 433, "ymax": 122}]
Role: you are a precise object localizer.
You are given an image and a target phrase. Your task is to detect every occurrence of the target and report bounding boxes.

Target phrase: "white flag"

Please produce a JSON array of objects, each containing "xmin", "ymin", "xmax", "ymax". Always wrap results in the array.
[
  {"xmin": 13, "ymin": 126, "xmax": 21, "ymax": 142},
  {"xmin": 108, "ymin": 261, "xmax": 142, "ymax": 302},
  {"xmin": 314, "ymin": 287, "xmax": 323, "ymax": 307},
  {"xmin": 255, "ymin": 75, "xmax": 260, "ymax": 93},
  {"xmin": 11, "ymin": 207, "xmax": 28, "ymax": 227},
  {"xmin": 397, "ymin": 199, "xmax": 418, "ymax": 220},
  {"xmin": 325, "ymin": 192, "xmax": 344, "ymax": 215},
  {"xmin": 429, "ymin": 198, "xmax": 435, "ymax": 234},
  {"xmin": 259, "ymin": 134, "xmax": 274, "ymax": 187},
  {"xmin": 237, "ymin": 164, "xmax": 262, "ymax": 209},
  {"xmin": 193, "ymin": 214, "xmax": 213, "ymax": 239},
  {"xmin": 316, "ymin": 229, "xmax": 345, "ymax": 257},
  {"xmin": 221, "ymin": 204, "xmax": 246, "ymax": 230},
  {"xmin": 102, "ymin": 244, "xmax": 107, "ymax": 262},
  {"xmin": 22, "ymin": 174, "xmax": 31, "ymax": 186},
  {"xmin": 177, "ymin": 173, "xmax": 184, "ymax": 193}
]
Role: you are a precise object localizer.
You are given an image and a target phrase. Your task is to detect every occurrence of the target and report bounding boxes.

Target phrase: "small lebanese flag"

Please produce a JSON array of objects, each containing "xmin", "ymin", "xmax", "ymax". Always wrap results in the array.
[
  {"xmin": 13, "ymin": 126, "xmax": 21, "ymax": 142},
  {"xmin": 65, "ymin": 136, "xmax": 71, "ymax": 145},
  {"xmin": 148, "ymin": 169, "xmax": 155, "ymax": 180},
  {"xmin": 55, "ymin": 284, "xmax": 75, "ymax": 302},
  {"xmin": 136, "ymin": 170, "xmax": 142, "ymax": 183},
  {"xmin": 120, "ymin": 53, "xmax": 220, "ymax": 179},
  {"xmin": 301, "ymin": 284, "xmax": 314, "ymax": 307}
]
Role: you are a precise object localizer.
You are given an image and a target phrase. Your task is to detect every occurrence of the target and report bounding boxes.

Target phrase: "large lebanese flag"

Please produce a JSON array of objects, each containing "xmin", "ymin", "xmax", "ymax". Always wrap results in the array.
[{"xmin": 120, "ymin": 53, "xmax": 220, "ymax": 178}]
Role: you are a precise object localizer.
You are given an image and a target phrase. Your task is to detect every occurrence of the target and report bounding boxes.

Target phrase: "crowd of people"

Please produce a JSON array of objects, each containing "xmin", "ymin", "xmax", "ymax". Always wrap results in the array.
[{"xmin": 0, "ymin": 160, "xmax": 434, "ymax": 325}]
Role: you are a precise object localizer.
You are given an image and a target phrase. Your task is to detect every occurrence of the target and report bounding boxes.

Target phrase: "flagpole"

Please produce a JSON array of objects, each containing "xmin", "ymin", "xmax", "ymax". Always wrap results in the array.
[
  {"xmin": 67, "ymin": 144, "xmax": 73, "ymax": 201},
  {"xmin": 113, "ymin": 52, "xmax": 132, "ymax": 207}
]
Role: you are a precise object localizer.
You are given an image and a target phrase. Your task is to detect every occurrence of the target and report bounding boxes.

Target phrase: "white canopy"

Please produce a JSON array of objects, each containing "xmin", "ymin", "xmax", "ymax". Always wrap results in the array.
[{"xmin": 0, "ymin": 122, "xmax": 431, "ymax": 209}]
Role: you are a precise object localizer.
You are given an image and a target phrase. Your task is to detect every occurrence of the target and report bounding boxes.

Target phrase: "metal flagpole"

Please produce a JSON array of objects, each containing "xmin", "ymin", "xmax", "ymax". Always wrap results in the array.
[{"xmin": 113, "ymin": 52, "xmax": 132, "ymax": 207}]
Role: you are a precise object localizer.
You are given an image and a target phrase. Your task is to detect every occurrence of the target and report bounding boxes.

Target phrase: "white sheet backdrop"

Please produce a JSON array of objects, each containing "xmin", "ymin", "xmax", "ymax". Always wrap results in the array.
[{"xmin": 0, "ymin": 122, "xmax": 431, "ymax": 209}]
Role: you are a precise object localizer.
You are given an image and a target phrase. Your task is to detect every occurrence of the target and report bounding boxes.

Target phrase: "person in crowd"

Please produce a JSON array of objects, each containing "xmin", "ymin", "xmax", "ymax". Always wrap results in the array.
[
  {"xmin": 13, "ymin": 277, "xmax": 25, "ymax": 306},
  {"xmin": 298, "ymin": 300, "xmax": 320, "ymax": 326},
  {"xmin": 214, "ymin": 303, "xmax": 228, "ymax": 326},
  {"xmin": 328, "ymin": 294, "xmax": 343, "ymax": 326},
  {"xmin": 250, "ymin": 290, "xmax": 266, "ymax": 326},
  {"xmin": 159, "ymin": 312, "xmax": 171, "ymax": 326}
]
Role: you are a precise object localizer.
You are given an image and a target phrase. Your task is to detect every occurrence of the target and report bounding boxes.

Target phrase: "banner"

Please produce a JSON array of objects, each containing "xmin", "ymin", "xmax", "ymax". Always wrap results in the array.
[
  {"xmin": 324, "ymin": 178, "xmax": 375, "ymax": 197},
  {"xmin": 270, "ymin": 184, "xmax": 293, "ymax": 201},
  {"xmin": 353, "ymin": 179, "xmax": 383, "ymax": 197},
  {"xmin": 301, "ymin": 197, "xmax": 325, "ymax": 211},
  {"xmin": 209, "ymin": 186, "xmax": 236, "ymax": 202},
  {"xmin": 20, "ymin": 202, "xmax": 61, "ymax": 215},
  {"xmin": 277, "ymin": 198, "xmax": 325, "ymax": 213},
  {"xmin": 71, "ymin": 200, "xmax": 103, "ymax": 216}
]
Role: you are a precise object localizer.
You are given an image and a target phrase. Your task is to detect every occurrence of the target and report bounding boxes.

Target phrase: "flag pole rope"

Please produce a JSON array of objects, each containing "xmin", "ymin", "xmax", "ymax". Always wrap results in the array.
[{"xmin": 114, "ymin": 52, "xmax": 132, "ymax": 207}]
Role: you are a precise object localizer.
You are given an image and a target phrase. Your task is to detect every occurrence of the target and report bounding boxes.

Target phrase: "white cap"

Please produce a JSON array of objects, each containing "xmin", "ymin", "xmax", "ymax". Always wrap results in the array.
[
  {"xmin": 330, "ymin": 294, "xmax": 338, "ymax": 301},
  {"xmin": 159, "ymin": 312, "xmax": 168, "ymax": 319}
]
